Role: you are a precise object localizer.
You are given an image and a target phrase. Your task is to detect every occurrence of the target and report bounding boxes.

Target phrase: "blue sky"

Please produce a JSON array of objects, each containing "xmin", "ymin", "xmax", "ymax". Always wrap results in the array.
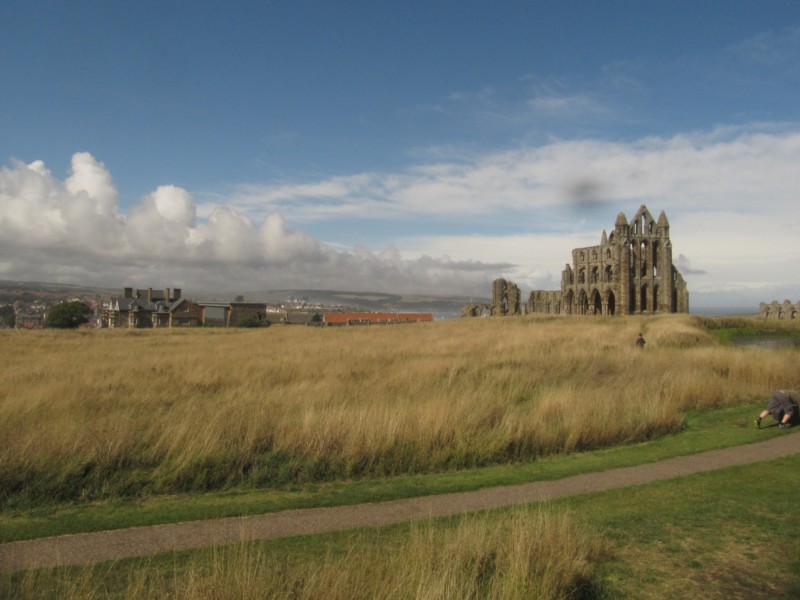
[{"xmin": 2, "ymin": 1, "xmax": 799, "ymax": 308}]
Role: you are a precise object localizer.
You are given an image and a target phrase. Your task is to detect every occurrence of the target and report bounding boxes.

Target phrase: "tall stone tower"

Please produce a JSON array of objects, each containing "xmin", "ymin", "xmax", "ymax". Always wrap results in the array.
[
  {"xmin": 528, "ymin": 205, "xmax": 689, "ymax": 315},
  {"xmin": 492, "ymin": 278, "xmax": 522, "ymax": 316}
]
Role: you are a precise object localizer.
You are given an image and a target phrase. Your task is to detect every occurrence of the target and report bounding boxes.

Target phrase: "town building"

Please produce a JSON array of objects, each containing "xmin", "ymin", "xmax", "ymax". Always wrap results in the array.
[
  {"xmin": 198, "ymin": 302, "xmax": 231, "ymax": 327},
  {"xmin": 101, "ymin": 288, "xmax": 436, "ymax": 328},
  {"xmin": 323, "ymin": 312, "xmax": 433, "ymax": 325},
  {"xmin": 101, "ymin": 287, "xmax": 202, "ymax": 328}
]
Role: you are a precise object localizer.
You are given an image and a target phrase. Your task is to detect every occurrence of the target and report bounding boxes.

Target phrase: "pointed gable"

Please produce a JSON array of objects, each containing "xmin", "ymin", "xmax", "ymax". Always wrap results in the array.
[{"xmin": 631, "ymin": 204, "xmax": 656, "ymax": 237}]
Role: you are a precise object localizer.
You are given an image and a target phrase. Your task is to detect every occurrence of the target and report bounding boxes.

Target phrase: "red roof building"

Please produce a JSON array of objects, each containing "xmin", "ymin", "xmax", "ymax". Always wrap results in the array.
[{"xmin": 323, "ymin": 312, "xmax": 433, "ymax": 326}]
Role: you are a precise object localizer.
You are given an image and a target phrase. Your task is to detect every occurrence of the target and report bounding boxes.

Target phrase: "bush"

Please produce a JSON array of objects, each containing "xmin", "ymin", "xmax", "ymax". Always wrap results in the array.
[
  {"xmin": 45, "ymin": 301, "xmax": 91, "ymax": 329},
  {"xmin": 0, "ymin": 305, "xmax": 14, "ymax": 328},
  {"xmin": 236, "ymin": 316, "xmax": 268, "ymax": 328}
]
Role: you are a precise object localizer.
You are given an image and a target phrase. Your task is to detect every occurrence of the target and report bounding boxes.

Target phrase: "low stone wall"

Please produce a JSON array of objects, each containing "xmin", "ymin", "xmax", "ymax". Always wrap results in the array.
[{"xmin": 759, "ymin": 300, "xmax": 799, "ymax": 319}]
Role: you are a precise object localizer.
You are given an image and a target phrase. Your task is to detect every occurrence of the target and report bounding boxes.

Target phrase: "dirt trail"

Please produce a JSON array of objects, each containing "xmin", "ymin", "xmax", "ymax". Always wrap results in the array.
[{"xmin": 2, "ymin": 433, "xmax": 799, "ymax": 573}]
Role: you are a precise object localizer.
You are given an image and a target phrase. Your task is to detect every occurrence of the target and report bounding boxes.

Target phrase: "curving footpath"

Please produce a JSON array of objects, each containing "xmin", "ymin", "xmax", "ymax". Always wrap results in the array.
[{"xmin": 2, "ymin": 432, "xmax": 799, "ymax": 573}]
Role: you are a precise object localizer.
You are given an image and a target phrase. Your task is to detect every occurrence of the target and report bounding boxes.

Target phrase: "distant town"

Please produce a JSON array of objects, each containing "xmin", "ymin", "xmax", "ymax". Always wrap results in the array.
[
  {"xmin": 0, "ymin": 281, "xmax": 473, "ymax": 329},
  {"xmin": 3, "ymin": 278, "xmax": 792, "ymax": 329},
  {"xmin": 99, "ymin": 286, "xmax": 433, "ymax": 328}
]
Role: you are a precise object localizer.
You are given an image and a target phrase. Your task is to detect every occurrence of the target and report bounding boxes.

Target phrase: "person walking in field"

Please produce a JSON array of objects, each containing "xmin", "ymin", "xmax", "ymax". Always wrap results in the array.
[
  {"xmin": 755, "ymin": 390, "xmax": 800, "ymax": 429},
  {"xmin": 635, "ymin": 333, "xmax": 645, "ymax": 349}
]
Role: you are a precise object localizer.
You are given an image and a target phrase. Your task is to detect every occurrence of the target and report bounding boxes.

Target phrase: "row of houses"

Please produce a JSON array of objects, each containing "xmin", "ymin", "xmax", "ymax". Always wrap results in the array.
[{"xmin": 100, "ymin": 287, "xmax": 433, "ymax": 328}]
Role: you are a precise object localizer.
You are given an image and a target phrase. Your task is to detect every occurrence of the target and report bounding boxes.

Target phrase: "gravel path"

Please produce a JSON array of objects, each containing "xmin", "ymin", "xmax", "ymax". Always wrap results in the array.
[{"xmin": 2, "ymin": 432, "xmax": 798, "ymax": 573}]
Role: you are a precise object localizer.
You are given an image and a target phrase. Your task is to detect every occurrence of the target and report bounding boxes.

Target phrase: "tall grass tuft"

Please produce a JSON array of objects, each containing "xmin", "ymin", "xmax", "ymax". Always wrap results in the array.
[
  {"xmin": 1, "ymin": 315, "xmax": 797, "ymax": 505},
  {"xmin": 1, "ymin": 506, "xmax": 604, "ymax": 599}
]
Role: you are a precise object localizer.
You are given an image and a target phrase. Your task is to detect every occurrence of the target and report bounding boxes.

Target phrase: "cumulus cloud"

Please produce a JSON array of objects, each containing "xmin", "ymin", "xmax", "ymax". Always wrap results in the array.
[
  {"xmin": 0, "ymin": 153, "xmax": 502, "ymax": 295},
  {"xmin": 149, "ymin": 185, "xmax": 196, "ymax": 226},
  {"xmin": 2, "ymin": 124, "xmax": 800, "ymax": 305},
  {"xmin": 64, "ymin": 152, "xmax": 119, "ymax": 218}
]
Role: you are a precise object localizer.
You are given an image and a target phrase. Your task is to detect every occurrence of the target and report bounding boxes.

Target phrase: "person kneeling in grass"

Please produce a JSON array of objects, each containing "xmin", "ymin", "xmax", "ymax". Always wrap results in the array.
[{"xmin": 756, "ymin": 390, "xmax": 800, "ymax": 429}]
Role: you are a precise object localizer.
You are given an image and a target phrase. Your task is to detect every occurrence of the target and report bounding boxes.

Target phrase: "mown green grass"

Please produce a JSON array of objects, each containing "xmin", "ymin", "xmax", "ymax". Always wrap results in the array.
[
  {"xmin": 565, "ymin": 454, "xmax": 800, "ymax": 599},
  {"xmin": 0, "ymin": 401, "xmax": 779, "ymax": 543}
]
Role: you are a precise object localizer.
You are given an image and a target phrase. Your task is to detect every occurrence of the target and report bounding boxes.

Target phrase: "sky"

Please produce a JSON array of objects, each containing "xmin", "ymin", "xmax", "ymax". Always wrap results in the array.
[{"xmin": 2, "ymin": 1, "xmax": 800, "ymax": 309}]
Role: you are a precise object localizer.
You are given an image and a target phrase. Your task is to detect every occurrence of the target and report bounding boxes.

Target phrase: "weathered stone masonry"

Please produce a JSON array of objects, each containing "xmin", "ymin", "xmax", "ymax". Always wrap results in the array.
[
  {"xmin": 461, "ymin": 278, "xmax": 521, "ymax": 317},
  {"xmin": 760, "ymin": 300, "xmax": 799, "ymax": 320},
  {"xmin": 465, "ymin": 205, "xmax": 690, "ymax": 317}
]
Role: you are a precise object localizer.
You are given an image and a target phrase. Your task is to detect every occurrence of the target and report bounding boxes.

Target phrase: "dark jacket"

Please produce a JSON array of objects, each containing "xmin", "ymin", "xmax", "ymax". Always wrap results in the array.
[{"xmin": 766, "ymin": 390, "xmax": 800, "ymax": 422}]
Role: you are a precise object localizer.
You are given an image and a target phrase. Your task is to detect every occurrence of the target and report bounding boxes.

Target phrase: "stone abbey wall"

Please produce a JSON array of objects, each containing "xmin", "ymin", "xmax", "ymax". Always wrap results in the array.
[
  {"xmin": 529, "ymin": 205, "xmax": 689, "ymax": 316},
  {"xmin": 760, "ymin": 300, "xmax": 799, "ymax": 319},
  {"xmin": 462, "ymin": 278, "xmax": 522, "ymax": 317},
  {"xmin": 465, "ymin": 205, "xmax": 690, "ymax": 317}
]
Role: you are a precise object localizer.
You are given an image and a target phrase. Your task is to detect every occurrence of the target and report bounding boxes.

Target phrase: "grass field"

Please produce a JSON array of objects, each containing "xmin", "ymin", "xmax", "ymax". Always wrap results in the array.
[
  {"xmin": 1, "ymin": 313, "xmax": 799, "ymax": 597},
  {"xmin": 2, "ymin": 314, "xmax": 798, "ymax": 509}
]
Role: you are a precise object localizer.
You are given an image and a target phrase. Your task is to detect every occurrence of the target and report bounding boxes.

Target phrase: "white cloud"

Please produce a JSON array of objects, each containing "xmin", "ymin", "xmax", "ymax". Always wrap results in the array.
[
  {"xmin": 2, "ymin": 124, "xmax": 799, "ymax": 305},
  {"xmin": 526, "ymin": 90, "xmax": 610, "ymax": 119},
  {"xmin": 399, "ymin": 232, "xmax": 598, "ymax": 291},
  {"xmin": 223, "ymin": 126, "xmax": 800, "ymax": 229},
  {"xmin": 259, "ymin": 213, "xmax": 322, "ymax": 264},
  {"xmin": 149, "ymin": 185, "xmax": 196, "ymax": 227},
  {"xmin": 64, "ymin": 152, "xmax": 119, "ymax": 218},
  {"xmin": 0, "ymin": 153, "xmax": 501, "ymax": 295}
]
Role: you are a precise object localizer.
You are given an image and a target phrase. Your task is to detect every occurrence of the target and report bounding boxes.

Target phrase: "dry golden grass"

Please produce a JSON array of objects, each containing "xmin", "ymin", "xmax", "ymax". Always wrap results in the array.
[
  {"xmin": 3, "ymin": 506, "xmax": 603, "ymax": 600},
  {"xmin": 1, "ymin": 315, "xmax": 797, "ymax": 503}
]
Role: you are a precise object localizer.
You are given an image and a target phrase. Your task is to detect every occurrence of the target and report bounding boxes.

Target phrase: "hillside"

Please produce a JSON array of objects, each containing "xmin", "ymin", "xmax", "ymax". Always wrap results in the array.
[
  {"xmin": 232, "ymin": 288, "xmax": 488, "ymax": 317},
  {"xmin": 0, "ymin": 280, "xmax": 117, "ymax": 304}
]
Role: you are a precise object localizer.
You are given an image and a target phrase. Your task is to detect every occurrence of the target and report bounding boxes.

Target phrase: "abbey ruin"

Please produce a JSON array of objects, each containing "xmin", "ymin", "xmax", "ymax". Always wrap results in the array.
[
  {"xmin": 463, "ymin": 205, "xmax": 689, "ymax": 317},
  {"xmin": 759, "ymin": 300, "xmax": 800, "ymax": 320}
]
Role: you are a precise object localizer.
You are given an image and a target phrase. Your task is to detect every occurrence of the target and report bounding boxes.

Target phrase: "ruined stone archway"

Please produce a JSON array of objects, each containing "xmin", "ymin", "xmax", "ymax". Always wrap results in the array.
[
  {"xmin": 523, "ymin": 205, "xmax": 689, "ymax": 318},
  {"xmin": 591, "ymin": 289, "xmax": 602, "ymax": 315},
  {"xmin": 640, "ymin": 284, "xmax": 649, "ymax": 313},
  {"xmin": 578, "ymin": 289, "xmax": 589, "ymax": 315}
]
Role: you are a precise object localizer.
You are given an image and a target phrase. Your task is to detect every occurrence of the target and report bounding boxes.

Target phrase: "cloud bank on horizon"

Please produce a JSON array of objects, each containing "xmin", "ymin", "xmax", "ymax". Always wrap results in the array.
[
  {"xmin": 2, "ymin": 124, "xmax": 799, "ymax": 306},
  {"xmin": 2, "ymin": 4, "xmax": 799, "ymax": 308},
  {"xmin": 0, "ymin": 152, "xmax": 515, "ymax": 297}
]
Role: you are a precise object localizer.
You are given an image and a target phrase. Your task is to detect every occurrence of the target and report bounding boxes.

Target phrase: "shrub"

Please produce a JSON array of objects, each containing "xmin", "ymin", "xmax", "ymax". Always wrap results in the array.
[
  {"xmin": 236, "ymin": 316, "xmax": 267, "ymax": 328},
  {"xmin": 45, "ymin": 301, "xmax": 91, "ymax": 329}
]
